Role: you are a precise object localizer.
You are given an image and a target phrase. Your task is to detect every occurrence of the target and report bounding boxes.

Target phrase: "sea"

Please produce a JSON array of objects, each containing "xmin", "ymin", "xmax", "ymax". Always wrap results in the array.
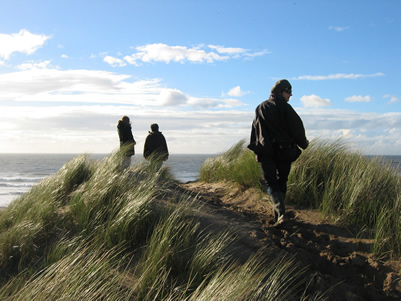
[
  {"xmin": 0, "ymin": 153, "xmax": 215, "ymax": 208},
  {"xmin": 0, "ymin": 154, "xmax": 400, "ymax": 209}
]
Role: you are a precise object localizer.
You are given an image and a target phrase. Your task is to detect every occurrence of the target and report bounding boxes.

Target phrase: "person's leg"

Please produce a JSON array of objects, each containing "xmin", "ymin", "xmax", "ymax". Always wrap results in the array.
[
  {"xmin": 271, "ymin": 191, "xmax": 284, "ymax": 221},
  {"xmin": 154, "ymin": 160, "xmax": 163, "ymax": 171},
  {"xmin": 277, "ymin": 161, "xmax": 292, "ymax": 196},
  {"xmin": 150, "ymin": 159, "xmax": 163, "ymax": 172},
  {"xmin": 260, "ymin": 158, "xmax": 279, "ymax": 195},
  {"xmin": 273, "ymin": 161, "xmax": 292, "ymax": 220},
  {"xmin": 260, "ymin": 158, "xmax": 284, "ymax": 221},
  {"xmin": 122, "ymin": 156, "xmax": 131, "ymax": 169}
]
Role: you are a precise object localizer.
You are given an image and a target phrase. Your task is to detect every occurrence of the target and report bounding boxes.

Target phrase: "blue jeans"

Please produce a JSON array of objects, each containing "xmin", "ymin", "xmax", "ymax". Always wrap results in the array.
[{"xmin": 260, "ymin": 157, "xmax": 291, "ymax": 196}]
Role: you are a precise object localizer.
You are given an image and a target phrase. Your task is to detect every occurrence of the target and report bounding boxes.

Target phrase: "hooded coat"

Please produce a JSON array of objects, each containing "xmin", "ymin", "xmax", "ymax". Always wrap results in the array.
[{"xmin": 143, "ymin": 131, "xmax": 169, "ymax": 161}]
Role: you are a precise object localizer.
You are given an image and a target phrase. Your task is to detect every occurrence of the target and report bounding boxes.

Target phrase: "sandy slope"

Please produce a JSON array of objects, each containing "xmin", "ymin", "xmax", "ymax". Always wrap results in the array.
[{"xmin": 179, "ymin": 181, "xmax": 401, "ymax": 301}]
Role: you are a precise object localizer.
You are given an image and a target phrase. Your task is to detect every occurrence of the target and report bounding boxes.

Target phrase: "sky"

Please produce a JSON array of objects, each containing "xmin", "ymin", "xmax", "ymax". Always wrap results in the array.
[{"xmin": 0, "ymin": 0, "xmax": 400, "ymax": 155}]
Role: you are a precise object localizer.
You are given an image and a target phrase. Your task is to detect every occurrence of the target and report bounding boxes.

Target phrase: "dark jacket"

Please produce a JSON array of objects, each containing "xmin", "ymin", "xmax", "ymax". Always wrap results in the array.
[
  {"xmin": 143, "ymin": 131, "xmax": 169, "ymax": 161},
  {"xmin": 249, "ymin": 94, "xmax": 308, "ymax": 161},
  {"xmin": 117, "ymin": 121, "xmax": 136, "ymax": 156}
]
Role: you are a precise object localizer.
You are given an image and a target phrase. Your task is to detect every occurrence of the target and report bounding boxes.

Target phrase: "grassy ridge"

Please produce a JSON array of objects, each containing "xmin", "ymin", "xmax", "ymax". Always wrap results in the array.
[
  {"xmin": 0, "ymin": 147, "xmax": 315, "ymax": 300},
  {"xmin": 200, "ymin": 139, "xmax": 264, "ymax": 190},
  {"xmin": 200, "ymin": 139, "xmax": 401, "ymax": 258},
  {"xmin": 289, "ymin": 139, "xmax": 401, "ymax": 255}
]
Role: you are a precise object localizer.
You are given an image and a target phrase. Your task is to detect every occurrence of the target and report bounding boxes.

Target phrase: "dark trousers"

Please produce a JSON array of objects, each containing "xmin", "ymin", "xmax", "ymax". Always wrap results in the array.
[{"xmin": 260, "ymin": 157, "xmax": 291, "ymax": 196}]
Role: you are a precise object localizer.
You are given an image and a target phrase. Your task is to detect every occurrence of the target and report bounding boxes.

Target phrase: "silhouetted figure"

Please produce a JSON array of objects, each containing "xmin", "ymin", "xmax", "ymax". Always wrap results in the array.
[
  {"xmin": 249, "ymin": 79, "xmax": 309, "ymax": 226},
  {"xmin": 117, "ymin": 115, "xmax": 136, "ymax": 168},
  {"xmin": 143, "ymin": 123, "xmax": 169, "ymax": 171}
]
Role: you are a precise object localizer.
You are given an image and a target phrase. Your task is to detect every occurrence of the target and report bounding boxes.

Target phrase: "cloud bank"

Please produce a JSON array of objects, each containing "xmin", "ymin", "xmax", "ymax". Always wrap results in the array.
[
  {"xmin": 1, "ymin": 30, "xmax": 400, "ymax": 155},
  {"xmin": 0, "ymin": 65, "xmax": 245, "ymax": 111}
]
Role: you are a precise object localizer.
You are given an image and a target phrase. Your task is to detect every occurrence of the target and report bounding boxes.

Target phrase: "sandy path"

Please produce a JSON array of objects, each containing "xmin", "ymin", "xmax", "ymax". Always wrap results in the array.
[{"xmin": 179, "ymin": 181, "xmax": 401, "ymax": 301}]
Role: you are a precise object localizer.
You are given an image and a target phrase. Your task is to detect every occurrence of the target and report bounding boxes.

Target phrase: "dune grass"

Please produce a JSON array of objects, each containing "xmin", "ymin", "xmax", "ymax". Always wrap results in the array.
[
  {"xmin": 200, "ymin": 138, "xmax": 401, "ymax": 258},
  {"xmin": 199, "ymin": 139, "xmax": 264, "ymax": 190},
  {"xmin": 289, "ymin": 139, "xmax": 401, "ymax": 255},
  {"xmin": 0, "ymin": 147, "xmax": 317, "ymax": 300}
]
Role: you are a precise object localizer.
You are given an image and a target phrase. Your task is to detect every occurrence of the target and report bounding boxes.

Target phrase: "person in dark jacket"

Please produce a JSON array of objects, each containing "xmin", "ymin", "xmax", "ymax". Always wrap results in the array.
[
  {"xmin": 249, "ymin": 79, "xmax": 309, "ymax": 226},
  {"xmin": 143, "ymin": 123, "xmax": 169, "ymax": 171},
  {"xmin": 117, "ymin": 115, "xmax": 136, "ymax": 169}
]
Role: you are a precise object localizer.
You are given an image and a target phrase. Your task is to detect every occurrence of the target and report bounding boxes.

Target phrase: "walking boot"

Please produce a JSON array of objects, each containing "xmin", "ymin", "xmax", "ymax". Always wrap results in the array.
[{"xmin": 271, "ymin": 192, "xmax": 286, "ymax": 226}]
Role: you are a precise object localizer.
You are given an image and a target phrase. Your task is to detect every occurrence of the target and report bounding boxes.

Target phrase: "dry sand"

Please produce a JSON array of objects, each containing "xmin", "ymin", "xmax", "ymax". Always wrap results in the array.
[{"xmin": 178, "ymin": 181, "xmax": 401, "ymax": 301}]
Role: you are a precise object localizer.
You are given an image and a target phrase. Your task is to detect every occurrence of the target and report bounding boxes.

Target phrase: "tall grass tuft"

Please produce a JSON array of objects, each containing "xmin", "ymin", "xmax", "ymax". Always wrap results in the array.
[
  {"xmin": 0, "ymin": 149, "xmax": 316, "ymax": 300},
  {"xmin": 0, "ymin": 242, "xmax": 131, "ymax": 301},
  {"xmin": 199, "ymin": 139, "xmax": 264, "ymax": 190},
  {"xmin": 288, "ymin": 139, "xmax": 401, "ymax": 255},
  {"xmin": 188, "ymin": 255, "xmax": 306, "ymax": 301},
  {"xmin": 68, "ymin": 150, "xmax": 163, "ymax": 248},
  {"xmin": 0, "ymin": 154, "xmax": 95, "ymax": 275}
]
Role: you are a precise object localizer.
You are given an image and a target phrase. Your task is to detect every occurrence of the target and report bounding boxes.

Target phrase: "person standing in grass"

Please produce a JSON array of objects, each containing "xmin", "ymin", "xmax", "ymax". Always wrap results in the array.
[
  {"xmin": 249, "ymin": 79, "xmax": 309, "ymax": 226},
  {"xmin": 117, "ymin": 115, "xmax": 136, "ymax": 169},
  {"xmin": 143, "ymin": 123, "xmax": 169, "ymax": 171}
]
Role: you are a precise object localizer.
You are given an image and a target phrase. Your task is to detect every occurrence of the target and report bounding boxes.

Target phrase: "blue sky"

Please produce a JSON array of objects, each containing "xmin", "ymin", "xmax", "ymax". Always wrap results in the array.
[{"xmin": 0, "ymin": 0, "xmax": 400, "ymax": 155}]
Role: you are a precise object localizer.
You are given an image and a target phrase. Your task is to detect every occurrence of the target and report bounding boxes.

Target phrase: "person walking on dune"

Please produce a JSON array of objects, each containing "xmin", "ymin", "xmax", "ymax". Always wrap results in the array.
[
  {"xmin": 143, "ymin": 123, "xmax": 169, "ymax": 171},
  {"xmin": 248, "ymin": 79, "xmax": 309, "ymax": 226},
  {"xmin": 117, "ymin": 115, "xmax": 136, "ymax": 169}
]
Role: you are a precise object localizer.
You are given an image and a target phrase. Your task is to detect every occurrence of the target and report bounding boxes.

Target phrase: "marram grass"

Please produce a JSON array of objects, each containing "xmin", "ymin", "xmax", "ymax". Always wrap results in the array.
[
  {"xmin": 289, "ymin": 139, "xmax": 401, "ymax": 255},
  {"xmin": 200, "ymin": 138, "xmax": 401, "ymax": 257},
  {"xmin": 200, "ymin": 139, "xmax": 264, "ymax": 190},
  {"xmin": 0, "ymin": 148, "xmax": 317, "ymax": 300}
]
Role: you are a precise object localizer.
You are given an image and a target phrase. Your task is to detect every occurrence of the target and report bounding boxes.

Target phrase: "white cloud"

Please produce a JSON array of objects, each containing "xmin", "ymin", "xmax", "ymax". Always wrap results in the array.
[
  {"xmin": 300, "ymin": 94, "xmax": 332, "ymax": 107},
  {"xmin": 227, "ymin": 86, "xmax": 249, "ymax": 97},
  {"xmin": 188, "ymin": 98, "xmax": 243, "ymax": 109},
  {"xmin": 61, "ymin": 54, "xmax": 69, "ymax": 59},
  {"xmin": 243, "ymin": 49, "xmax": 271, "ymax": 57},
  {"xmin": 123, "ymin": 54, "xmax": 140, "ymax": 66},
  {"xmin": 208, "ymin": 45, "xmax": 247, "ymax": 54},
  {"xmin": 125, "ymin": 43, "xmax": 227, "ymax": 64},
  {"xmin": 0, "ymin": 67, "xmax": 244, "ymax": 110},
  {"xmin": 16, "ymin": 60, "xmax": 52, "ymax": 70},
  {"xmin": 122, "ymin": 43, "xmax": 267, "ymax": 66},
  {"xmin": 298, "ymin": 109, "xmax": 401, "ymax": 132},
  {"xmin": 384, "ymin": 94, "xmax": 400, "ymax": 104},
  {"xmin": 158, "ymin": 89, "xmax": 189, "ymax": 106},
  {"xmin": 0, "ymin": 67, "xmax": 156, "ymax": 104},
  {"xmin": 187, "ymin": 98, "xmax": 220, "ymax": 109},
  {"xmin": 294, "ymin": 73, "xmax": 385, "ymax": 80},
  {"xmin": 1, "ymin": 104, "xmax": 401, "ymax": 155},
  {"xmin": 0, "ymin": 29, "xmax": 51, "ymax": 60},
  {"xmin": 295, "ymin": 108, "xmax": 401, "ymax": 155},
  {"xmin": 345, "ymin": 95, "xmax": 372, "ymax": 103},
  {"xmin": 329, "ymin": 26, "xmax": 350, "ymax": 32},
  {"xmin": 0, "ymin": 104, "xmax": 253, "ymax": 154},
  {"xmin": 218, "ymin": 98, "xmax": 244, "ymax": 108},
  {"xmin": 157, "ymin": 88, "xmax": 244, "ymax": 109},
  {"xmin": 104, "ymin": 55, "xmax": 127, "ymax": 67}
]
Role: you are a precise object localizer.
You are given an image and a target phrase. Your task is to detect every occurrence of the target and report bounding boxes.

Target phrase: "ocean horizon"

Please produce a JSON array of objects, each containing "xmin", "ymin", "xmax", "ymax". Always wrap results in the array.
[
  {"xmin": 1, "ymin": 153, "xmax": 400, "ymax": 209},
  {"xmin": 0, "ymin": 153, "xmax": 215, "ymax": 208}
]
